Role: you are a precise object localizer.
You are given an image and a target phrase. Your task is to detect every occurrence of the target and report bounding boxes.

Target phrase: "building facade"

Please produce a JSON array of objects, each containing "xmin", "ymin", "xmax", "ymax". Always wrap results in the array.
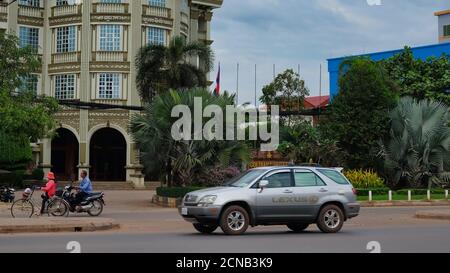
[
  {"xmin": 0, "ymin": 0, "xmax": 223, "ymax": 187},
  {"xmin": 435, "ymin": 9, "xmax": 450, "ymax": 43},
  {"xmin": 328, "ymin": 10, "xmax": 450, "ymax": 100}
]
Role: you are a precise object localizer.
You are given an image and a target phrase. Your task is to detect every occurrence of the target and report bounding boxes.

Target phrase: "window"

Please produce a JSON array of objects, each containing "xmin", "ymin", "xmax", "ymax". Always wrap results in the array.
[
  {"xmin": 56, "ymin": 0, "xmax": 72, "ymax": 6},
  {"xmin": 99, "ymin": 25, "xmax": 121, "ymax": 51},
  {"xmin": 317, "ymin": 169, "xmax": 349, "ymax": 185},
  {"xmin": 149, "ymin": 0, "xmax": 165, "ymax": 7},
  {"xmin": 20, "ymin": 74, "xmax": 38, "ymax": 93},
  {"xmin": 101, "ymin": 0, "xmax": 121, "ymax": 3},
  {"xmin": 98, "ymin": 73, "xmax": 120, "ymax": 99},
  {"xmin": 444, "ymin": 25, "xmax": 450, "ymax": 36},
  {"xmin": 55, "ymin": 74, "xmax": 75, "ymax": 100},
  {"xmin": 224, "ymin": 170, "xmax": 266, "ymax": 188},
  {"xmin": 56, "ymin": 26, "xmax": 76, "ymax": 53},
  {"xmin": 147, "ymin": 27, "xmax": 165, "ymax": 45},
  {"xmin": 294, "ymin": 171, "xmax": 326, "ymax": 187},
  {"xmin": 19, "ymin": 27, "xmax": 39, "ymax": 52},
  {"xmin": 263, "ymin": 172, "xmax": 292, "ymax": 188},
  {"xmin": 19, "ymin": 0, "xmax": 40, "ymax": 7}
]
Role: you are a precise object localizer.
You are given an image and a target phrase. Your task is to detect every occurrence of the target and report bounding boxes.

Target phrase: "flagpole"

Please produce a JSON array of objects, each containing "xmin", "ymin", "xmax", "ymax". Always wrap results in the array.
[
  {"xmin": 254, "ymin": 64, "xmax": 257, "ymax": 107},
  {"xmin": 236, "ymin": 62, "xmax": 239, "ymax": 106}
]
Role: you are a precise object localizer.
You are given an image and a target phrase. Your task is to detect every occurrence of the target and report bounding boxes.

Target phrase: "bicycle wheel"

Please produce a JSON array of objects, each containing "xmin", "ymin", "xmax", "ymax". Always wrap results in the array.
[
  {"xmin": 47, "ymin": 198, "xmax": 69, "ymax": 217},
  {"xmin": 11, "ymin": 199, "xmax": 34, "ymax": 218}
]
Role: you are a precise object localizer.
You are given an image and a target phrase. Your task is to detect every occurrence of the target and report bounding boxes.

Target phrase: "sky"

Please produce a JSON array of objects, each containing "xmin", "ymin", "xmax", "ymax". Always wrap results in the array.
[{"xmin": 209, "ymin": 0, "xmax": 449, "ymax": 105}]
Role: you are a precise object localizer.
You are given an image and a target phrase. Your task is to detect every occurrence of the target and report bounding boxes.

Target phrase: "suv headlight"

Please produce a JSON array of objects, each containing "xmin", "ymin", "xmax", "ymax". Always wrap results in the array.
[{"xmin": 197, "ymin": 195, "xmax": 217, "ymax": 207}]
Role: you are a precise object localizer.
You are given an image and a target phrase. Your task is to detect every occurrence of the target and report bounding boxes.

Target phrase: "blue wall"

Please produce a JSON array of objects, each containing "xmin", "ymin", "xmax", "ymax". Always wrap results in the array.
[{"xmin": 327, "ymin": 42, "xmax": 450, "ymax": 100}]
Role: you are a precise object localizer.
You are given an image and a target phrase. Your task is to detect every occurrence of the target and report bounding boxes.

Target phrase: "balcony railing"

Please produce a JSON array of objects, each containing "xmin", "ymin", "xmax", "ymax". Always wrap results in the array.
[
  {"xmin": 19, "ymin": 5, "xmax": 44, "ymax": 18},
  {"xmin": 51, "ymin": 4, "xmax": 82, "ymax": 17},
  {"xmin": 0, "ymin": 3, "xmax": 7, "ymax": 14},
  {"xmin": 143, "ymin": 5, "xmax": 171, "ymax": 19},
  {"xmin": 52, "ymin": 52, "xmax": 81, "ymax": 64},
  {"xmin": 91, "ymin": 99, "xmax": 126, "ymax": 105},
  {"xmin": 92, "ymin": 3, "xmax": 129, "ymax": 14},
  {"xmin": 92, "ymin": 51, "xmax": 128, "ymax": 62}
]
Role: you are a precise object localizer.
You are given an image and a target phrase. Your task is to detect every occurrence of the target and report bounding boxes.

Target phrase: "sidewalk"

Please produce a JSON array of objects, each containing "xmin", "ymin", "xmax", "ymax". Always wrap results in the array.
[
  {"xmin": 415, "ymin": 210, "xmax": 450, "ymax": 221},
  {"xmin": 360, "ymin": 200, "xmax": 450, "ymax": 207},
  {"xmin": 0, "ymin": 217, "xmax": 119, "ymax": 234}
]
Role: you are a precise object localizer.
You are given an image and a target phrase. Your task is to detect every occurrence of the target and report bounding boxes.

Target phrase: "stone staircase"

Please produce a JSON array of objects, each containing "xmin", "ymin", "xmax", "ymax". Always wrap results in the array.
[{"xmin": 57, "ymin": 181, "xmax": 161, "ymax": 190}]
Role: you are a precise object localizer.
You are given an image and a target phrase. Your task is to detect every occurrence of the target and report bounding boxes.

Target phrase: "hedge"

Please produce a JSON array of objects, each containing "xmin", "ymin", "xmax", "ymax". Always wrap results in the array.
[
  {"xmin": 356, "ymin": 188, "xmax": 447, "ymax": 196},
  {"xmin": 156, "ymin": 187, "xmax": 205, "ymax": 198},
  {"xmin": 355, "ymin": 188, "xmax": 390, "ymax": 197}
]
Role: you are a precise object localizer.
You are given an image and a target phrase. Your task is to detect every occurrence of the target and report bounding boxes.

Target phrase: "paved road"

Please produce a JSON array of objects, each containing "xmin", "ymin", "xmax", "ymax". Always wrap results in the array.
[{"xmin": 1, "ymin": 191, "xmax": 450, "ymax": 253}]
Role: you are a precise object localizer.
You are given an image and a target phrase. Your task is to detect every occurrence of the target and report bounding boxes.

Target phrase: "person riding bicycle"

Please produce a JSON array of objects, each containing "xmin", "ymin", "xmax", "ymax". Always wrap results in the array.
[
  {"xmin": 73, "ymin": 170, "xmax": 93, "ymax": 210},
  {"xmin": 38, "ymin": 172, "xmax": 57, "ymax": 215}
]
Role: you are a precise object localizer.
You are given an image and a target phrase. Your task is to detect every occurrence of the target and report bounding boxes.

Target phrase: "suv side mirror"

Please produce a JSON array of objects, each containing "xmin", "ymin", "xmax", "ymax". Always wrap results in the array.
[{"xmin": 259, "ymin": 180, "xmax": 269, "ymax": 189}]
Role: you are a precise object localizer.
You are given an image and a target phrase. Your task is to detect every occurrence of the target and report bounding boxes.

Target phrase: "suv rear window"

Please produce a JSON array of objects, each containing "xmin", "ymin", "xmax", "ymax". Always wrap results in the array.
[{"xmin": 317, "ymin": 169, "xmax": 349, "ymax": 185}]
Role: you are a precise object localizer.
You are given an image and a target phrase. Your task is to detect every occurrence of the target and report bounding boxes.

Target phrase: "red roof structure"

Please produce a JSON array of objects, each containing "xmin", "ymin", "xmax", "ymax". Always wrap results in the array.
[{"xmin": 304, "ymin": 95, "xmax": 330, "ymax": 109}]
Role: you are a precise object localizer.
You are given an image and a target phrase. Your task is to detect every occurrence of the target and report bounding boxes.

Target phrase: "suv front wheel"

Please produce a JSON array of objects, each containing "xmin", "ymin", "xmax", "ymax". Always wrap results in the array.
[
  {"xmin": 317, "ymin": 204, "xmax": 344, "ymax": 233},
  {"xmin": 220, "ymin": 205, "xmax": 249, "ymax": 235}
]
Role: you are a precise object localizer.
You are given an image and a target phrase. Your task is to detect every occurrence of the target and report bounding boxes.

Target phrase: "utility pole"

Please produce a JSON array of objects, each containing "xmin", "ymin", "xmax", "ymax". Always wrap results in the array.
[
  {"xmin": 236, "ymin": 62, "xmax": 239, "ymax": 106},
  {"xmin": 254, "ymin": 64, "xmax": 257, "ymax": 107}
]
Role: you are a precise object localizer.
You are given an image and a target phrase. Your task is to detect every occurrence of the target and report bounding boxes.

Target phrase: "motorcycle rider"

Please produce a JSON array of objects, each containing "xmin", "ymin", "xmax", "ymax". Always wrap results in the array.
[
  {"xmin": 38, "ymin": 172, "xmax": 57, "ymax": 215},
  {"xmin": 74, "ymin": 170, "xmax": 93, "ymax": 210}
]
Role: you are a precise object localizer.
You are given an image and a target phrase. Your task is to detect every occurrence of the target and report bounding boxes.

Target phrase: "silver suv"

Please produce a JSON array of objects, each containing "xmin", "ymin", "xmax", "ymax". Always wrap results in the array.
[{"xmin": 179, "ymin": 166, "xmax": 360, "ymax": 235}]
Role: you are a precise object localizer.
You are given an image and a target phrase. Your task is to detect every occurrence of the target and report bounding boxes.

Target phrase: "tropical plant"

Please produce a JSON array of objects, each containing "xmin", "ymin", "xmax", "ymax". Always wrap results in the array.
[
  {"xmin": 130, "ymin": 88, "xmax": 250, "ymax": 186},
  {"xmin": 322, "ymin": 58, "xmax": 398, "ymax": 169},
  {"xmin": 343, "ymin": 169, "xmax": 385, "ymax": 189},
  {"xmin": 136, "ymin": 36, "xmax": 214, "ymax": 102},
  {"xmin": 277, "ymin": 121, "xmax": 343, "ymax": 167},
  {"xmin": 379, "ymin": 97, "xmax": 450, "ymax": 189}
]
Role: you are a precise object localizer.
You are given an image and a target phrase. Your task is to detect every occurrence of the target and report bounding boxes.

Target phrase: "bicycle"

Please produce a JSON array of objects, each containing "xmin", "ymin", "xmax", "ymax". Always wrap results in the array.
[{"xmin": 11, "ymin": 186, "xmax": 69, "ymax": 218}]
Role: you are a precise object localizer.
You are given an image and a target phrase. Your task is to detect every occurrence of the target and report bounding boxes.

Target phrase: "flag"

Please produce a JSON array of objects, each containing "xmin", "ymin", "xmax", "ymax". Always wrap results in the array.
[{"xmin": 214, "ymin": 63, "xmax": 220, "ymax": 96}]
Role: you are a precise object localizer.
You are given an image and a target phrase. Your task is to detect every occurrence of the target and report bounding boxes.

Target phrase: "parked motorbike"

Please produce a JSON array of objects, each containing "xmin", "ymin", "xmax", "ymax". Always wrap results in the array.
[
  {"xmin": 0, "ymin": 186, "xmax": 15, "ymax": 203},
  {"xmin": 56, "ymin": 184, "xmax": 105, "ymax": 217}
]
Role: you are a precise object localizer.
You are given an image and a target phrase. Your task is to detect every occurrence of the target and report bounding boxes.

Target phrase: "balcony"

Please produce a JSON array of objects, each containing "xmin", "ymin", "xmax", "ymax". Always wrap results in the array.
[
  {"xmin": 91, "ymin": 99, "xmax": 127, "ymax": 106},
  {"xmin": 92, "ymin": 3, "xmax": 129, "ymax": 14},
  {"xmin": 92, "ymin": 51, "xmax": 128, "ymax": 62},
  {"xmin": 51, "ymin": 4, "xmax": 82, "ymax": 17},
  {"xmin": 0, "ymin": 2, "xmax": 7, "ymax": 21},
  {"xmin": 191, "ymin": 0, "xmax": 223, "ymax": 8},
  {"xmin": 51, "ymin": 52, "xmax": 81, "ymax": 64},
  {"xmin": 19, "ymin": 5, "xmax": 44, "ymax": 18},
  {"xmin": 143, "ymin": 5, "xmax": 171, "ymax": 19}
]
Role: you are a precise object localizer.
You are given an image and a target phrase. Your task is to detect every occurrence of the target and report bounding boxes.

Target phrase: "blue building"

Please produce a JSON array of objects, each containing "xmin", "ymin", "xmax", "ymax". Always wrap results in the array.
[{"xmin": 327, "ymin": 42, "xmax": 450, "ymax": 100}]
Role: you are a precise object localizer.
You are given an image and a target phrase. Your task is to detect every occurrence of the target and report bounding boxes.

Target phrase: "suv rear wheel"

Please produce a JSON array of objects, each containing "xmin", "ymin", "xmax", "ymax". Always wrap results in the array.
[
  {"xmin": 317, "ymin": 204, "xmax": 344, "ymax": 233},
  {"xmin": 193, "ymin": 224, "xmax": 218, "ymax": 234},
  {"xmin": 220, "ymin": 205, "xmax": 249, "ymax": 235},
  {"xmin": 287, "ymin": 223, "xmax": 309, "ymax": 233}
]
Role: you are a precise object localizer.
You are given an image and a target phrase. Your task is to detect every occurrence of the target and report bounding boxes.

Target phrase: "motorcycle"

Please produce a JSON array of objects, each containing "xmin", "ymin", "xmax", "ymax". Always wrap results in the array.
[
  {"xmin": 56, "ymin": 184, "xmax": 105, "ymax": 217},
  {"xmin": 0, "ymin": 186, "xmax": 15, "ymax": 203}
]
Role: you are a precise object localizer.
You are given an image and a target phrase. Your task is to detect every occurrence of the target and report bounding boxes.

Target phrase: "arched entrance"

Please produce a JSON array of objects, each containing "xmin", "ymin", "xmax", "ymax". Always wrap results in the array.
[
  {"xmin": 89, "ymin": 128, "xmax": 127, "ymax": 181},
  {"xmin": 51, "ymin": 128, "xmax": 79, "ymax": 181}
]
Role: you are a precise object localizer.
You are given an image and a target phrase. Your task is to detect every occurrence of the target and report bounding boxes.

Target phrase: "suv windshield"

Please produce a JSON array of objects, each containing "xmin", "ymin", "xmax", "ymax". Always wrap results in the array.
[
  {"xmin": 317, "ymin": 169, "xmax": 350, "ymax": 185},
  {"xmin": 224, "ymin": 169, "xmax": 266, "ymax": 188}
]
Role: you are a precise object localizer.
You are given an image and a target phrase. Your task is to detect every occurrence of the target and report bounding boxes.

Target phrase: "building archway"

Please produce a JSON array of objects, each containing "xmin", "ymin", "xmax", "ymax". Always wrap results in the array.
[
  {"xmin": 51, "ymin": 128, "xmax": 79, "ymax": 181},
  {"xmin": 89, "ymin": 127, "xmax": 127, "ymax": 181}
]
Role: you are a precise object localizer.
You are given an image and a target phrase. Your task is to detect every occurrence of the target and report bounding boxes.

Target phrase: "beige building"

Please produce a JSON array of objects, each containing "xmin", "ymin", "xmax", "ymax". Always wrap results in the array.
[
  {"xmin": 435, "ymin": 10, "xmax": 450, "ymax": 43},
  {"xmin": 0, "ymin": 0, "xmax": 223, "ymax": 187}
]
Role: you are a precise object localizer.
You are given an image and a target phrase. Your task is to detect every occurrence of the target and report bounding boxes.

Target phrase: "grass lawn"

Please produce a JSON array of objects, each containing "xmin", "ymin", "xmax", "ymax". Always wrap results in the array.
[{"xmin": 357, "ymin": 194, "xmax": 449, "ymax": 202}]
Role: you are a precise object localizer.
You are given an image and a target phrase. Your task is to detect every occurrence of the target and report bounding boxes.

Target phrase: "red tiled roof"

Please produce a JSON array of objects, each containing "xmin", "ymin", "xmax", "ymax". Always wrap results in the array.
[{"xmin": 304, "ymin": 95, "xmax": 330, "ymax": 109}]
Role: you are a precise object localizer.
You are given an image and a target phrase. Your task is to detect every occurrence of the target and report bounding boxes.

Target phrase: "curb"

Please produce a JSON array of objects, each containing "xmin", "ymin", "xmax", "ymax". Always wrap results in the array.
[
  {"xmin": 415, "ymin": 210, "xmax": 450, "ymax": 221},
  {"xmin": 360, "ymin": 200, "xmax": 450, "ymax": 207},
  {"xmin": 0, "ymin": 218, "xmax": 119, "ymax": 234}
]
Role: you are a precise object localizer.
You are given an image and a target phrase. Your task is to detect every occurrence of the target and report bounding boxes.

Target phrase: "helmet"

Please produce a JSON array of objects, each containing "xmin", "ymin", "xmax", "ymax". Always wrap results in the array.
[{"xmin": 22, "ymin": 188, "xmax": 32, "ymax": 199}]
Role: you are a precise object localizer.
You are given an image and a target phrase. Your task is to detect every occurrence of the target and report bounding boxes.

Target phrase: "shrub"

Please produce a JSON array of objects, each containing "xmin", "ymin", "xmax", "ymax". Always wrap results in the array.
[
  {"xmin": 156, "ymin": 187, "xmax": 205, "ymax": 198},
  {"xmin": 0, "ymin": 170, "xmax": 25, "ymax": 188},
  {"xmin": 196, "ymin": 166, "xmax": 241, "ymax": 187},
  {"xmin": 356, "ymin": 188, "xmax": 390, "ymax": 196},
  {"xmin": 396, "ymin": 189, "xmax": 446, "ymax": 195},
  {"xmin": 344, "ymin": 169, "xmax": 385, "ymax": 189},
  {"xmin": 31, "ymin": 168, "xmax": 44, "ymax": 181}
]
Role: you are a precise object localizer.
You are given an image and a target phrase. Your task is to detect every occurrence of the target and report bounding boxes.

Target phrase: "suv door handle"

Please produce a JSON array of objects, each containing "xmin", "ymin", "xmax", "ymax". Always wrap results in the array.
[
  {"xmin": 319, "ymin": 188, "xmax": 328, "ymax": 193},
  {"xmin": 283, "ymin": 190, "xmax": 293, "ymax": 194}
]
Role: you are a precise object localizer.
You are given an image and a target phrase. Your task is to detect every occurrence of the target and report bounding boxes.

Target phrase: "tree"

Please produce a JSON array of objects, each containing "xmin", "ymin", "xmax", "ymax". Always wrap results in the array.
[
  {"xmin": 130, "ymin": 88, "xmax": 250, "ymax": 187},
  {"xmin": 260, "ymin": 69, "xmax": 309, "ymax": 112},
  {"xmin": 136, "ymin": 36, "xmax": 214, "ymax": 102},
  {"xmin": 381, "ymin": 47, "xmax": 450, "ymax": 105},
  {"xmin": 323, "ymin": 58, "xmax": 398, "ymax": 169},
  {"xmin": 379, "ymin": 97, "xmax": 450, "ymax": 189},
  {"xmin": 0, "ymin": 33, "xmax": 59, "ymax": 170}
]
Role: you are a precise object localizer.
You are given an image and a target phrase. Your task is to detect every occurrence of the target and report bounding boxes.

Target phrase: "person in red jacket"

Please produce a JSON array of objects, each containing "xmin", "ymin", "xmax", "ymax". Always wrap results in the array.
[{"xmin": 39, "ymin": 172, "xmax": 57, "ymax": 215}]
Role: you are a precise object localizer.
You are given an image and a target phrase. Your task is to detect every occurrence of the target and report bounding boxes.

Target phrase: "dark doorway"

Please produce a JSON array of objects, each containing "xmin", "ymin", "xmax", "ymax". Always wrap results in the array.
[
  {"xmin": 51, "ymin": 128, "xmax": 79, "ymax": 181},
  {"xmin": 89, "ymin": 128, "xmax": 126, "ymax": 181}
]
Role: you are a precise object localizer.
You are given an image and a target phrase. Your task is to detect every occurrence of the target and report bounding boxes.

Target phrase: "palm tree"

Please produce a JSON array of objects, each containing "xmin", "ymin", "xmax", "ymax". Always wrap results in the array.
[
  {"xmin": 130, "ymin": 88, "xmax": 250, "ymax": 187},
  {"xmin": 379, "ymin": 97, "xmax": 450, "ymax": 189},
  {"xmin": 136, "ymin": 36, "xmax": 214, "ymax": 102}
]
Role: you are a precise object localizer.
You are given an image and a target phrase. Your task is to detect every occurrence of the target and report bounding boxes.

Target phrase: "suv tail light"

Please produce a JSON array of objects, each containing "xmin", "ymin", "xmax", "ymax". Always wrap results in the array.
[{"xmin": 352, "ymin": 188, "xmax": 358, "ymax": 195}]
